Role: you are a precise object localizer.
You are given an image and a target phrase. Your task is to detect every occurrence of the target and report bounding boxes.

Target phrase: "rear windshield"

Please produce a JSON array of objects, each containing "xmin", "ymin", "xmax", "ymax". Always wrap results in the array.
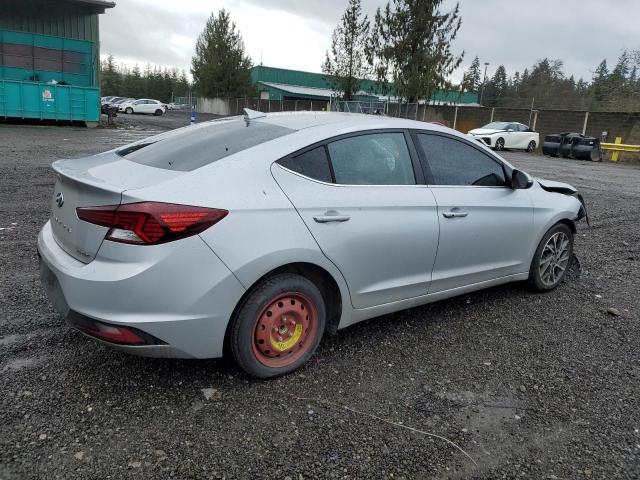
[{"xmin": 120, "ymin": 118, "xmax": 295, "ymax": 171}]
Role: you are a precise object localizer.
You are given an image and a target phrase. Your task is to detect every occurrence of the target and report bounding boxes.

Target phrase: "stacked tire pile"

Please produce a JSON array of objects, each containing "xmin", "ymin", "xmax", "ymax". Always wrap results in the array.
[{"xmin": 543, "ymin": 133, "xmax": 602, "ymax": 161}]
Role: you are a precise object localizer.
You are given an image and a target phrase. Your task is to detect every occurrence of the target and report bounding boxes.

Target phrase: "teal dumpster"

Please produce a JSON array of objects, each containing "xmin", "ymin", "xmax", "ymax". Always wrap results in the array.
[
  {"xmin": 0, "ymin": 30, "xmax": 100, "ymax": 124},
  {"xmin": 0, "ymin": 80, "xmax": 99, "ymax": 122}
]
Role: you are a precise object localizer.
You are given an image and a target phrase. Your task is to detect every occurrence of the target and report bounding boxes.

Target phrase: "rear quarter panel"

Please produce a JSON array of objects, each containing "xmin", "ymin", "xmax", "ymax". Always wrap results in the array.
[{"xmin": 120, "ymin": 142, "xmax": 354, "ymax": 326}]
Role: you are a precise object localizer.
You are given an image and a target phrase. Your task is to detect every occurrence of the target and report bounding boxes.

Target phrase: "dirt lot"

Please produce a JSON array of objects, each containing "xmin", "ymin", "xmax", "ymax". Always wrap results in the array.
[{"xmin": 1, "ymin": 112, "xmax": 639, "ymax": 480}]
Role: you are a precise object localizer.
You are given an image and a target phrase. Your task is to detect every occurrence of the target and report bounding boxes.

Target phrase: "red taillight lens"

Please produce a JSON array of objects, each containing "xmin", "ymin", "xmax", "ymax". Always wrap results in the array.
[
  {"xmin": 76, "ymin": 322, "xmax": 146, "ymax": 345},
  {"xmin": 77, "ymin": 202, "xmax": 228, "ymax": 245},
  {"xmin": 69, "ymin": 313, "xmax": 166, "ymax": 345}
]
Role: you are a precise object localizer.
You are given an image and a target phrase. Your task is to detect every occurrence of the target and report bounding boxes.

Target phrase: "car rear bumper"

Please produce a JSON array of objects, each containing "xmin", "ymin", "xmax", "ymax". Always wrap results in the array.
[{"xmin": 37, "ymin": 221, "xmax": 246, "ymax": 359}]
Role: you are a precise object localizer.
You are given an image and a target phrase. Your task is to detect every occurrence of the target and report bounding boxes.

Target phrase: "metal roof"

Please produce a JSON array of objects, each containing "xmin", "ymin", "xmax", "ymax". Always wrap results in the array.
[
  {"xmin": 257, "ymin": 81, "xmax": 373, "ymax": 101},
  {"xmin": 63, "ymin": 0, "xmax": 116, "ymax": 10},
  {"xmin": 258, "ymin": 81, "xmax": 334, "ymax": 100}
]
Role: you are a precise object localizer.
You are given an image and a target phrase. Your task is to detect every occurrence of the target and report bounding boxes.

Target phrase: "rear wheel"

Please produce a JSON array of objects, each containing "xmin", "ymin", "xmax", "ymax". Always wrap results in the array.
[
  {"xmin": 529, "ymin": 223, "xmax": 574, "ymax": 291},
  {"xmin": 494, "ymin": 137, "xmax": 505, "ymax": 151},
  {"xmin": 526, "ymin": 140, "xmax": 537, "ymax": 153},
  {"xmin": 154, "ymin": 109, "xmax": 163, "ymax": 116},
  {"xmin": 230, "ymin": 273, "xmax": 325, "ymax": 378}
]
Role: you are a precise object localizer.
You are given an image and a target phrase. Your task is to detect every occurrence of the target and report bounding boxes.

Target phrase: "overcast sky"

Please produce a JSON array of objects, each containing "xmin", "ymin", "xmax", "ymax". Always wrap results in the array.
[{"xmin": 100, "ymin": 0, "xmax": 639, "ymax": 83}]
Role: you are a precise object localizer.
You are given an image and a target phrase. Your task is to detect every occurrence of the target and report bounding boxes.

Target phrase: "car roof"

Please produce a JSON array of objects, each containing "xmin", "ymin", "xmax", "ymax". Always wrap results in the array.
[{"xmin": 252, "ymin": 111, "xmax": 452, "ymax": 135}]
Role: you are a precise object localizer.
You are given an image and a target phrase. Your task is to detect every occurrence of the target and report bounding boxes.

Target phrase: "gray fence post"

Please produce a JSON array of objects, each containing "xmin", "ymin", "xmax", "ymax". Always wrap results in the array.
[
  {"xmin": 532, "ymin": 110, "xmax": 539, "ymax": 132},
  {"xmin": 582, "ymin": 111, "xmax": 590, "ymax": 135},
  {"xmin": 310, "ymin": 101, "xmax": 313, "ymax": 111},
  {"xmin": 453, "ymin": 106, "xmax": 459, "ymax": 130},
  {"xmin": 490, "ymin": 107, "xmax": 495, "ymax": 123}
]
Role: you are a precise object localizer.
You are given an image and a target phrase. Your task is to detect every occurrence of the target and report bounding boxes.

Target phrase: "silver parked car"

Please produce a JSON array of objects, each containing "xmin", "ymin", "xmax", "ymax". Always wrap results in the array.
[{"xmin": 38, "ymin": 111, "xmax": 587, "ymax": 378}]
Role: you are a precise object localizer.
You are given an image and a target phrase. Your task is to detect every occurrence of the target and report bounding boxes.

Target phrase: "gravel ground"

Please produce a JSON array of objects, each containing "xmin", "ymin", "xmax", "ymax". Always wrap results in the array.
[{"xmin": 1, "ymin": 113, "xmax": 639, "ymax": 480}]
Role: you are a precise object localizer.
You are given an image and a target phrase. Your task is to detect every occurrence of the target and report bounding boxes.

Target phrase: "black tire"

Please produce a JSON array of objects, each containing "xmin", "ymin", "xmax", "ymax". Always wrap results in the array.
[
  {"xmin": 494, "ymin": 138, "xmax": 505, "ymax": 151},
  {"xmin": 154, "ymin": 109, "xmax": 163, "ymax": 116},
  {"xmin": 125, "ymin": 107, "xmax": 133, "ymax": 114},
  {"xmin": 230, "ymin": 273, "xmax": 326, "ymax": 379},
  {"xmin": 529, "ymin": 223, "xmax": 574, "ymax": 291},
  {"xmin": 526, "ymin": 140, "xmax": 537, "ymax": 153}
]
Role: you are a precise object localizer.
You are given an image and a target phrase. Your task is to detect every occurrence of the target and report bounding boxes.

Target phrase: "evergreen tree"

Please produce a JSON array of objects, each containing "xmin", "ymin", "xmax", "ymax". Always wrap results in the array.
[
  {"xmin": 100, "ymin": 60, "xmax": 192, "ymax": 102},
  {"xmin": 591, "ymin": 59, "xmax": 610, "ymax": 104},
  {"xmin": 322, "ymin": 0, "xmax": 370, "ymax": 101},
  {"xmin": 369, "ymin": 0, "xmax": 464, "ymax": 102},
  {"xmin": 483, "ymin": 64, "xmax": 507, "ymax": 106},
  {"xmin": 100, "ymin": 55, "xmax": 121, "ymax": 96},
  {"xmin": 461, "ymin": 56, "xmax": 481, "ymax": 93},
  {"xmin": 191, "ymin": 9, "xmax": 254, "ymax": 98}
]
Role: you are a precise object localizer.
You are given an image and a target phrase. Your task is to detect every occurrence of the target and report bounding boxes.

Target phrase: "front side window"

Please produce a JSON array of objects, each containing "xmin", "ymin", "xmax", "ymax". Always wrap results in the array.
[
  {"xmin": 278, "ymin": 146, "xmax": 332, "ymax": 183},
  {"xmin": 417, "ymin": 134, "xmax": 506, "ymax": 187},
  {"xmin": 327, "ymin": 132, "xmax": 415, "ymax": 185}
]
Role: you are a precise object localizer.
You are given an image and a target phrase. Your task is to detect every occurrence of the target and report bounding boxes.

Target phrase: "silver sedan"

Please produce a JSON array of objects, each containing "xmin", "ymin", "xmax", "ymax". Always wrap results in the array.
[{"xmin": 38, "ymin": 111, "xmax": 587, "ymax": 378}]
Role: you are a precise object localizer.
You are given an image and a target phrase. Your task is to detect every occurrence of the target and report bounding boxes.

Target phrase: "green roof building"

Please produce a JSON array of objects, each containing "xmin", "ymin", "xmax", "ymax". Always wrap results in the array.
[{"xmin": 251, "ymin": 65, "xmax": 478, "ymax": 105}]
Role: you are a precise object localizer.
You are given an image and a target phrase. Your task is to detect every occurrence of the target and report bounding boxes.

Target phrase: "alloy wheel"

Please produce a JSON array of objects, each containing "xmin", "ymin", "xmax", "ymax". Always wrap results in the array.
[
  {"xmin": 495, "ymin": 138, "xmax": 505, "ymax": 151},
  {"xmin": 539, "ymin": 232, "xmax": 571, "ymax": 287}
]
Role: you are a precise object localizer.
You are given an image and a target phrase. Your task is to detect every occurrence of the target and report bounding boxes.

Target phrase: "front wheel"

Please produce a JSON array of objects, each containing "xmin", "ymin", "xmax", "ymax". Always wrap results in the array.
[
  {"xmin": 529, "ymin": 223, "xmax": 574, "ymax": 291},
  {"xmin": 526, "ymin": 140, "xmax": 537, "ymax": 153},
  {"xmin": 154, "ymin": 109, "xmax": 163, "ymax": 116},
  {"xmin": 125, "ymin": 107, "xmax": 133, "ymax": 114},
  {"xmin": 230, "ymin": 273, "xmax": 326, "ymax": 378},
  {"xmin": 494, "ymin": 137, "xmax": 505, "ymax": 151}
]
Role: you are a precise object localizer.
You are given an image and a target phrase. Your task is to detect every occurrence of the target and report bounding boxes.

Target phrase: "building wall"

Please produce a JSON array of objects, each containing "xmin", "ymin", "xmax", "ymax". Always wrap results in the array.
[{"xmin": 1, "ymin": 0, "xmax": 102, "ymax": 84}]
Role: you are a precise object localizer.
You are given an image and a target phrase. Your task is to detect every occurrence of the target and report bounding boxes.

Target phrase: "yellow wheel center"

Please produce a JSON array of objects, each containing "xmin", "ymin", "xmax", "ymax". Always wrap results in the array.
[{"xmin": 271, "ymin": 323, "xmax": 303, "ymax": 352}]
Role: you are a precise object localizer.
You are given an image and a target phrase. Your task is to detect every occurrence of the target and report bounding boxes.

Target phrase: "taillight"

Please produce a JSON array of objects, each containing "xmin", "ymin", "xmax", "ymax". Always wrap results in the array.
[
  {"xmin": 69, "ymin": 312, "xmax": 166, "ymax": 345},
  {"xmin": 77, "ymin": 202, "xmax": 228, "ymax": 245}
]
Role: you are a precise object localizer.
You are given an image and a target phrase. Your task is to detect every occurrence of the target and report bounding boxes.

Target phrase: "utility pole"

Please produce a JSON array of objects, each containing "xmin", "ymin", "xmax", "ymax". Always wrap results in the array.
[{"xmin": 479, "ymin": 62, "xmax": 490, "ymax": 105}]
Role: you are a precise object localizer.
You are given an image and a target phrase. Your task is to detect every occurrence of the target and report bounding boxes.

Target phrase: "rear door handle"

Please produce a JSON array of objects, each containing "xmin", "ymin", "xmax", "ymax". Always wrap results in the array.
[
  {"xmin": 442, "ymin": 210, "xmax": 468, "ymax": 219},
  {"xmin": 313, "ymin": 211, "xmax": 351, "ymax": 223}
]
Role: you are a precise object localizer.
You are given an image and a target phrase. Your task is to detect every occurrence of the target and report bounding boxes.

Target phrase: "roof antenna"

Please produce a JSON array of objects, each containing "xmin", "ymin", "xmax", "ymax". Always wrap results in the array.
[{"xmin": 244, "ymin": 108, "xmax": 266, "ymax": 126}]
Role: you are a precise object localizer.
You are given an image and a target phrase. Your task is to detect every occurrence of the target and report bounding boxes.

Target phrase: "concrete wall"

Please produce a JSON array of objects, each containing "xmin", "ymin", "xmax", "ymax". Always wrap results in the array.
[{"xmin": 390, "ymin": 104, "xmax": 640, "ymax": 146}]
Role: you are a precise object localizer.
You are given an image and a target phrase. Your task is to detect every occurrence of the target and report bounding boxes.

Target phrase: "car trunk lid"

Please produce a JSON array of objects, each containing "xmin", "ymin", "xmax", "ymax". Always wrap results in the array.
[{"xmin": 50, "ymin": 152, "xmax": 180, "ymax": 263}]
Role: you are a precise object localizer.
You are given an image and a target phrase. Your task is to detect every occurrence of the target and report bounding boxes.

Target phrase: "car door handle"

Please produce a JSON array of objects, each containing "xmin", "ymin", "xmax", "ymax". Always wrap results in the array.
[
  {"xmin": 442, "ymin": 210, "xmax": 468, "ymax": 219},
  {"xmin": 313, "ymin": 212, "xmax": 351, "ymax": 223}
]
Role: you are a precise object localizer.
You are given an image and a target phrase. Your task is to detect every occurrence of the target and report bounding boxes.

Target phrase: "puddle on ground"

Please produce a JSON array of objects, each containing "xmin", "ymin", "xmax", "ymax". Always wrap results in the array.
[
  {"xmin": 1, "ymin": 355, "xmax": 48, "ymax": 372},
  {"xmin": 0, "ymin": 334, "xmax": 24, "ymax": 347}
]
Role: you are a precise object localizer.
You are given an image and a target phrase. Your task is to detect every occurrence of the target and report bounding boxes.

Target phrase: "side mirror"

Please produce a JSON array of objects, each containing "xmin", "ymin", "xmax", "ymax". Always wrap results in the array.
[
  {"xmin": 511, "ymin": 169, "xmax": 533, "ymax": 189},
  {"xmin": 507, "ymin": 128, "xmax": 514, "ymax": 132}
]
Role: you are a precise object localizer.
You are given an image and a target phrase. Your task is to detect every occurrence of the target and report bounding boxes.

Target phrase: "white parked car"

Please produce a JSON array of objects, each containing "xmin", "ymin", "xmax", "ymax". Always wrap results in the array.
[
  {"xmin": 121, "ymin": 99, "xmax": 167, "ymax": 116},
  {"xmin": 468, "ymin": 122, "xmax": 539, "ymax": 152}
]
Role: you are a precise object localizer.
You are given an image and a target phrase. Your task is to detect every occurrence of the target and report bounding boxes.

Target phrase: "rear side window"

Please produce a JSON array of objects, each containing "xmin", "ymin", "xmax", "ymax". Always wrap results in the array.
[
  {"xmin": 122, "ymin": 118, "xmax": 296, "ymax": 171},
  {"xmin": 327, "ymin": 133, "xmax": 415, "ymax": 185},
  {"xmin": 278, "ymin": 146, "xmax": 332, "ymax": 183},
  {"xmin": 416, "ymin": 134, "xmax": 506, "ymax": 187}
]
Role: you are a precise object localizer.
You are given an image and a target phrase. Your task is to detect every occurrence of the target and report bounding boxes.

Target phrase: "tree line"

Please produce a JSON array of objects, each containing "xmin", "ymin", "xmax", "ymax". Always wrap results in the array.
[
  {"xmin": 100, "ymin": 55, "xmax": 191, "ymax": 102},
  {"xmin": 461, "ymin": 51, "xmax": 640, "ymax": 111},
  {"xmin": 102, "ymin": 1, "xmax": 638, "ymax": 112}
]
